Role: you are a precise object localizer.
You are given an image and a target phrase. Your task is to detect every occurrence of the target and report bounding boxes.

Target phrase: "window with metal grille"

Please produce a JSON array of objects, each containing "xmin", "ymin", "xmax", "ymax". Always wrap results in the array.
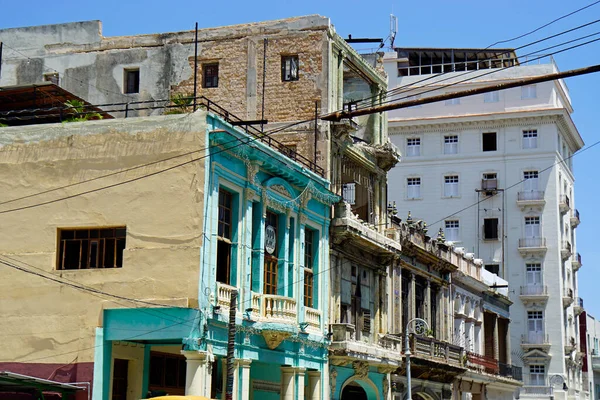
[
  {"xmin": 444, "ymin": 175, "xmax": 459, "ymax": 197},
  {"xmin": 281, "ymin": 55, "xmax": 299, "ymax": 81},
  {"xmin": 342, "ymin": 183, "xmax": 356, "ymax": 205},
  {"xmin": 483, "ymin": 218, "xmax": 499, "ymax": 240},
  {"xmin": 217, "ymin": 189, "xmax": 233, "ymax": 284},
  {"xmin": 124, "ymin": 69, "xmax": 140, "ymax": 94},
  {"xmin": 406, "ymin": 138, "xmax": 421, "ymax": 156},
  {"xmin": 523, "ymin": 129, "xmax": 538, "ymax": 149},
  {"xmin": 444, "ymin": 135, "xmax": 458, "ymax": 154},
  {"xmin": 304, "ymin": 228, "xmax": 314, "ymax": 308},
  {"xmin": 203, "ymin": 63, "xmax": 219, "ymax": 88},
  {"xmin": 362, "ymin": 309, "xmax": 371, "ymax": 334},
  {"xmin": 58, "ymin": 227, "xmax": 126, "ymax": 270},
  {"xmin": 264, "ymin": 211, "xmax": 279, "ymax": 295},
  {"xmin": 407, "ymin": 177, "xmax": 421, "ymax": 199}
]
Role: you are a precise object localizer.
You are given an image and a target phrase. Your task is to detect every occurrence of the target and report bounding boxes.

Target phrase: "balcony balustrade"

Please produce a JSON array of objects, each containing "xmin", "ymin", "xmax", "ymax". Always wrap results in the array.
[
  {"xmin": 518, "ymin": 237, "xmax": 547, "ymax": 257},
  {"xmin": 559, "ymin": 195, "xmax": 570, "ymax": 214},
  {"xmin": 260, "ymin": 294, "xmax": 297, "ymax": 322},
  {"xmin": 517, "ymin": 190, "xmax": 545, "ymax": 210},
  {"xmin": 304, "ymin": 307, "xmax": 321, "ymax": 330},
  {"xmin": 520, "ymin": 386, "xmax": 553, "ymax": 397},
  {"xmin": 563, "ymin": 288, "xmax": 574, "ymax": 308},
  {"xmin": 521, "ymin": 333, "xmax": 550, "ymax": 349},
  {"xmin": 571, "ymin": 209, "xmax": 580, "ymax": 227},
  {"xmin": 574, "ymin": 297, "xmax": 584, "ymax": 315},
  {"xmin": 498, "ymin": 362, "xmax": 523, "ymax": 381},
  {"xmin": 519, "ymin": 285, "xmax": 549, "ymax": 305},
  {"xmin": 466, "ymin": 351, "xmax": 499, "ymax": 374},
  {"xmin": 561, "ymin": 240, "xmax": 572, "ymax": 260},
  {"xmin": 409, "ymin": 334, "xmax": 464, "ymax": 367},
  {"xmin": 215, "ymin": 281, "xmax": 237, "ymax": 311},
  {"xmin": 572, "ymin": 253, "xmax": 582, "ymax": 271}
]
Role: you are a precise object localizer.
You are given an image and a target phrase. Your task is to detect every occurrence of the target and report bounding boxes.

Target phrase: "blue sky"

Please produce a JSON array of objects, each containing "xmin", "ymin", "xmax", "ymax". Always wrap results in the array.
[{"xmin": 1, "ymin": 1, "xmax": 599, "ymax": 314}]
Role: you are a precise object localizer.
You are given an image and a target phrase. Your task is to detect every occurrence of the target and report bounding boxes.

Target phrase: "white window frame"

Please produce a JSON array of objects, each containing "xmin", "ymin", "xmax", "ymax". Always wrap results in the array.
[
  {"xmin": 526, "ymin": 263, "xmax": 542, "ymax": 286},
  {"xmin": 444, "ymin": 175, "xmax": 459, "ymax": 197},
  {"xmin": 406, "ymin": 138, "xmax": 421, "ymax": 157},
  {"xmin": 342, "ymin": 183, "xmax": 356, "ymax": 205},
  {"xmin": 484, "ymin": 91, "xmax": 499, "ymax": 103},
  {"xmin": 525, "ymin": 216, "xmax": 541, "ymax": 238},
  {"xmin": 522, "ymin": 84, "xmax": 537, "ymax": 99},
  {"xmin": 522, "ymin": 170, "xmax": 539, "ymax": 199},
  {"xmin": 445, "ymin": 220, "xmax": 459, "ymax": 242},
  {"xmin": 407, "ymin": 177, "xmax": 421, "ymax": 199},
  {"xmin": 523, "ymin": 129, "xmax": 538, "ymax": 149},
  {"xmin": 444, "ymin": 135, "xmax": 458, "ymax": 154},
  {"xmin": 529, "ymin": 364, "xmax": 546, "ymax": 386}
]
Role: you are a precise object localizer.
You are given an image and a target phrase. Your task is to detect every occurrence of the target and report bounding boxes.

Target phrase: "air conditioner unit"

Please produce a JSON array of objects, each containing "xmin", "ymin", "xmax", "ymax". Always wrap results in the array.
[{"xmin": 482, "ymin": 179, "xmax": 498, "ymax": 191}]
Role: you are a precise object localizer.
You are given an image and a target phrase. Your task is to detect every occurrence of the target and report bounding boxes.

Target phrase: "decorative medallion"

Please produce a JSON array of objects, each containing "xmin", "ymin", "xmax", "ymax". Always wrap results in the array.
[{"xmin": 352, "ymin": 361, "xmax": 369, "ymax": 379}]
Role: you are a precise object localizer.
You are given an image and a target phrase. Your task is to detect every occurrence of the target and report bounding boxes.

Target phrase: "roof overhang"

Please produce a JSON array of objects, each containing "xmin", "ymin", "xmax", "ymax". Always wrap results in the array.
[{"xmin": 0, "ymin": 371, "xmax": 83, "ymax": 395}]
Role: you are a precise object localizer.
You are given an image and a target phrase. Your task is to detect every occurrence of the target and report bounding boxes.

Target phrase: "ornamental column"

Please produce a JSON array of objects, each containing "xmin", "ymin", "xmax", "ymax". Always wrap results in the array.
[
  {"xmin": 181, "ymin": 350, "xmax": 212, "ymax": 398},
  {"xmin": 308, "ymin": 370, "xmax": 322, "ymax": 400}
]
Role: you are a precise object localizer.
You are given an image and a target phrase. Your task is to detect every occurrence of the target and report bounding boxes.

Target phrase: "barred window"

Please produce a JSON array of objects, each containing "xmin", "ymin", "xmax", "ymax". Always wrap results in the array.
[{"xmin": 58, "ymin": 227, "xmax": 126, "ymax": 270}]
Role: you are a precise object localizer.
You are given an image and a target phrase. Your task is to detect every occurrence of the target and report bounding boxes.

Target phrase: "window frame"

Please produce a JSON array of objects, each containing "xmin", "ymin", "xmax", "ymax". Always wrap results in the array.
[
  {"xmin": 444, "ymin": 135, "xmax": 459, "ymax": 154},
  {"xmin": 303, "ymin": 228, "xmax": 315, "ymax": 308},
  {"xmin": 523, "ymin": 129, "xmax": 538, "ymax": 149},
  {"xmin": 281, "ymin": 55, "xmax": 299, "ymax": 82},
  {"xmin": 216, "ymin": 189, "xmax": 234, "ymax": 285},
  {"xmin": 529, "ymin": 364, "xmax": 545, "ymax": 386},
  {"xmin": 483, "ymin": 218, "xmax": 499, "ymax": 240},
  {"xmin": 123, "ymin": 68, "xmax": 140, "ymax": 94},
  {"xmin": 521, "ymin": 84, "xmax": 537, "ymax": 99},
  {"xmin": 202, "ymin": 63, "xmax": 219, "ymax": 88},
  {"xmin": 407, "ymin": 177, "xmax": 421, "ymax": 199},
  {"xmin": 482, "ymin": 132, "xmax": 497, "ymax": 152},
  {"xmin": 406, "ymin": 138, "xmax": 421, "ymax": 157},
  {"xmin": 264, "ymin": 210, "xmax": 279, "ymax": 295},
  {"xmin": 443, "ymin": 175, "xmax": 459, "ymax": 197},
  {"xmin": 57, "ymin": 227, "xmax": 126, "ymax": 270},
  {"xmin": 526, "ymin": 263, "xmax": 542, "ymax": 286},
  {"xmin": 445, "ymin": 220, "xmax": 460, "ymax": 242}
]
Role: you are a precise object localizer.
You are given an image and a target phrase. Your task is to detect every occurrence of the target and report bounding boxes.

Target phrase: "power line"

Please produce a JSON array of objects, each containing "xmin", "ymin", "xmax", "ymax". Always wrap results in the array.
[{"xmin": 351, "ymin": 15, "xmax": 600, "ymax": 108}]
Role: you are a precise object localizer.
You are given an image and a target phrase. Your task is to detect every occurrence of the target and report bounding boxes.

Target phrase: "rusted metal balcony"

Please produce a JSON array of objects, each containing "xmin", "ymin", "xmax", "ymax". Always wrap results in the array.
[
  {"xmin": 519, "ymin": 285, "xmax": 549, "ymax": 305},
  {"xmin": 572, "ymin": 253, "xmax": 582, "ymax": 271},
  {"xmin": 466, "ymin": 351, "xmax": 499, "ymax": 374},
  {"xmin": 561, "ymin": 240, "xmax": 572, "ymax": 260},
  {"xmin": 559, "ymin": 195, "xmax": 570, "ymax": 214},
  {"xmin": 518, "ymin": 237, "xmax": 547, "ymax": 257},
  {"xmin": 571, "ymin": 209, "xmax": 580, "ymax": 227},
  {"xmin": 517, "ymin": 190, "xmax": 546, "ymax": 210},
  {"xmin": 498, "ymin": 363, "xmax": 523, "ymax": 381}
]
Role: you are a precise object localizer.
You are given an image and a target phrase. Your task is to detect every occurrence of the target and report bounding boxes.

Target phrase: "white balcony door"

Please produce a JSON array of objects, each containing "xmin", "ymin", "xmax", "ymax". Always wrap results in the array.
[
  {"xmin": 526, "ymin": 264, "xmax": 542, "ymax": 286},
  {"xmin": 525, "ymin": 217, "xmax": 540, "ymax": 238},
  {"xmin": 528, "ymin": 311, "xmax": 544, "ymax": 343},
  {"xmin": 523, "ymin": 171, "xmax": 539, "ymax": 199}
]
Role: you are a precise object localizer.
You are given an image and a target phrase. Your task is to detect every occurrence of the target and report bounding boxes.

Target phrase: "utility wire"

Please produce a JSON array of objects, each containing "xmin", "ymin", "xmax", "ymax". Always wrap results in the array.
[{"xmin": 356, "ymin": 19, "xmax": 600, "ymax": 107}]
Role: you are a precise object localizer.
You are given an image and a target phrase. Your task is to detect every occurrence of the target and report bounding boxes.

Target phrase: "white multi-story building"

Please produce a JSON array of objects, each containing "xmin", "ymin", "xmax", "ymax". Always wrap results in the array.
[
  {"xmin": 383, "ymin": 48, "xmax": 585, "ymax": 400},
  {"xmin": 583, "ymin": 313, "xmax": 600, "ymax": 398}
]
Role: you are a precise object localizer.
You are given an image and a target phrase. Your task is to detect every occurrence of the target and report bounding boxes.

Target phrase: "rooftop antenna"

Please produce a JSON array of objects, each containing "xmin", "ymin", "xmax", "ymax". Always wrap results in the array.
[{"xmin": 390, "ymin": 14, "xmax": 398, "ymax": 49}]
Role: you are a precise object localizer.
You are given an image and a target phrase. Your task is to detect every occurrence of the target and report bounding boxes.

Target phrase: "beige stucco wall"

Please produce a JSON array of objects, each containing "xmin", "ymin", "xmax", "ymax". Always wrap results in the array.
[{"xmin": 0, "ymin": 112, "xmax": 207, "ymax": 363}]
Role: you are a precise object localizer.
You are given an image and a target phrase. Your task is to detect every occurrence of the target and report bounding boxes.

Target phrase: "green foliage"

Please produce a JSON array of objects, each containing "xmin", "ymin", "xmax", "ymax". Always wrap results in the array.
[
  {"xmin": 164, "ymin": 93, "xmax": 194, "ymax": 114},
  {"xmin": 0, "ymin": 123, "xmax": 7, "ymax": 128},
  {"xmin": 63, "ymin": 99, "xmax": 103, "ymax": 123}
]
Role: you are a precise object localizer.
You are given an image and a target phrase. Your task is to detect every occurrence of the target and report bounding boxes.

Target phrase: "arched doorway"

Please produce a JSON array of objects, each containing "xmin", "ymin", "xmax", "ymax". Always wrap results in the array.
[{"xmin": 341, "ymin": 382, "xmax": 368, "ymax": 400}]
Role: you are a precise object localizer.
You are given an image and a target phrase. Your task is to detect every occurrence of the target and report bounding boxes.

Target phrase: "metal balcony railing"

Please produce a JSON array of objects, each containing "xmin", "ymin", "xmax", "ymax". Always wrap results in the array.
[
  {"xmin": 521, "ymin": 332, "xmax": 550, "ymax": 345},
  {"xmin": 466, "ymin": 351, "xmax": 499, "ymax": 374},
  {"xmin": 520, "ymin": 285, "xmax": 548, "ymax": 296},
  {"xmin": 498, "ymin": 362, "xmax": 523, "ymax": 381}
]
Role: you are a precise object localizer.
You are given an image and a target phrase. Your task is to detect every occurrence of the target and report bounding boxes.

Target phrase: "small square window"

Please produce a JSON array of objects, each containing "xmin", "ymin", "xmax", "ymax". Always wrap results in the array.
[
  {"xmin": 523, "ymin": 129, "xmax": 538, "ymax": 149},
  {"xmin": 445, "ymin": 220, "xmax": 459, "ymax": 242},
  {"xmin": 124, "ymin": 69, "xmax": 140, "ymax": 94},
  {"xmin": 281, "ymin": 55, "xmax": 299, "ymax": 81},
  {"xmin": 406, "ymin": 138, "xmax": 421, "ymax": 156},
  {"xmin": 44, "ymin": 72, "xmax": 59, "ymax": 86},
  {"xmin": 482, "ymin": 132, "xmax": 497, "ymax": 152},
  {"xmin": 522, "ymin": 84, "xmax": 537, "ymax": 99},
  {"xmin": 444, "ymin": 135, "xmax": 458, "ymax": 154},
  {"xmin": 203, "ymin": 63, "xmax": 219, "ymax": 88},
  {"xmin": 484, "ymin": 91, "xmax": 499, "ymax": 103}
]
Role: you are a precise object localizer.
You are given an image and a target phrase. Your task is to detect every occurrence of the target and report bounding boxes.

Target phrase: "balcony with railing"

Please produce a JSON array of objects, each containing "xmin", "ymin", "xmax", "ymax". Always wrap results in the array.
[
  {"xmin": 592, "ymin": 355, "xmax": 600, "ymax": 371},
  {"xmin": 332, "ymin": 202, "xmax": 402, "ymax": 258},
  {"xmin": 521, "ymin": 333, "xmax": 551, "ymax": 351},
  {"xmin": 329, "ymin": 324, "xmax": 404, "ymax": 365},
  {"xmin": 563, "ymin": 288, "xmax": 574, "ymax": 308},
  {"xmin": 304, "ymin": 307, "xmax": 322, "ymax": 331},
  {"xmin": 517, "ymin": 190, "xmax": 546, "ymax": 210},
  {"xmin": 499, "ymin": 363, "xmax": 523, "ymax": 381},
  {"xmin": 571, "ymin": 209, "xmax": 580, "ymax": 227},
  {"xmin": 564, "ymin": 336, "xmax": 576, "ymax": 354},
  {"xmin": 559, "ymin": 195, "xmax": 570, "ymax": 214},
  {"xmin": 520, "ymin": 385, "xmax": 553, "ymax": 398},
  {"xmin": 466, "ymin": 352, "xmax": 498, "ymax": 374},
  {"xmin": 409, "ymin": 334, "xmax": 464, "ymax": 368},
  {"xmin": 215, "ymin": 281, "xmax": 238, "ymax": 311},
  {"xmin": 518, "ymin": 237, "xmax": 547, "ymax": 257},
  {"xmin": 572, "ymin": 253, "xmax": 582, "ymax": 271},
  {"xmin": 574, "ymin": 297, "xmax": 584, "ymax": 316},
  {"xmin": 561, "ymin": 240, "xmax": 572, "ymax": 260},
  {"xmin": 519, "ymin": 285, "xmax": 549, "ymax": 304}
]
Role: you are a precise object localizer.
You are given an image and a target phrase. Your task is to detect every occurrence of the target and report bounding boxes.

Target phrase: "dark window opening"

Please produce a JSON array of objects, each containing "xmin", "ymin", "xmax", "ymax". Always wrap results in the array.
[
  {"xmin": 217, "ymin": 189, "xmax": 233, "ymax": 284},
  {"xmin": 281, "ymin": 55, "xmax": 299, "ymax": 81},
  {"xmin": 124, "ymin": 69, "xmax": 140, "ymax": 94},
  {"xmin": 203, "ymin": 63, "xmax": 219, "ymax": 88},
  {"xmin": 112, "ymin": 359, "xmax": 129, "ymax": 400},
  {"xmin": 58, "ymin": 227, "xmax": 126, "ymax": 270},
  {"xmin": 485, "ymin": 264, "xmax": 500, "ymax": 275},
  {"xmin": 149, "ymin": 352, "xmax": 186, "ymax": 395},
  {"xmin": 483, "ymin": 218, "xmax": 499, "ymax": 240},
  {"xmin": 304, "ymin": 229, "xmax": 314, "ymax": 307},
  {"xmin": 482, "ymin": 132, "xmax": 497, "ymax": 151},
  {"xmin": 264, "ymin": 211, "xmax": 279, "ymax": 295}
]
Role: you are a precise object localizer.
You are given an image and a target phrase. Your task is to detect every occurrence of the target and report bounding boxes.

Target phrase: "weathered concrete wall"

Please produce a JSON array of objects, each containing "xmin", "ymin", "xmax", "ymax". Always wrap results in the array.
[{"xmin": 0, "ymin": 112, "xmax": 206, "ymax": 365}]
